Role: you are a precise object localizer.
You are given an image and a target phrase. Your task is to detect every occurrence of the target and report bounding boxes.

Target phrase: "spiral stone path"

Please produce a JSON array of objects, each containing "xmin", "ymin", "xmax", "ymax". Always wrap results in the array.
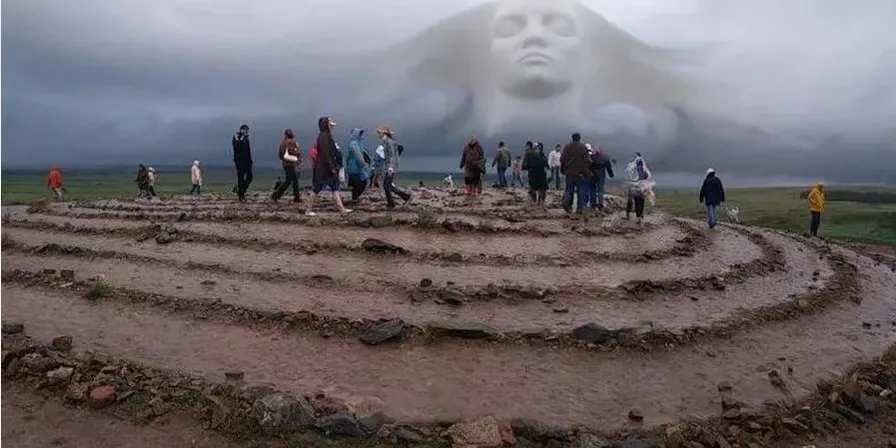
[{"xmin": 2, "ymin": 187, "xmax": 895, "ymax": 447}]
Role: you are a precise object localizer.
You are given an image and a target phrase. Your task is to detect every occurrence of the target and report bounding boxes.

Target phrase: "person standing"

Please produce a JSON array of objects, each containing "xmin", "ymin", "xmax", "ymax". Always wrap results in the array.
[
  {"xmin": 589, "ymin": 145, "xmax": 614, "ymax": 210},
  {"xmin": 271, "ymin": 129, "xmax": 303, "ymax": 203},
  {"xmin": 560, "ymin": 133, "xmax": 591, "ymax": 214},
  {"xmin": 232, "ymin": 124, "xmax": 253, "ymax": 202},
  {"xmin": 625, "ymin": 154, "xmax": 652, "ymax": 223},
  {"xmin": 147, "ymin": 167, "xmax": 158, "ymax": 198},
  {"xmin": 492, "ymin": 141, "xmax": 511, "ymax": 188},
  {"xmin": 699, "ymin": 168, "xmax": 726, "ymax": 229},
  {"xmin": 307, "ymin": 117, "xmax": 351, "ymax": 215},
  {"xmin": 46, "ymin": 166, "xmax": 64, "ymax": 201},
  {"xmin": 460, "ymin": 135, "xmax": 485, "ymax": 197},
  {"xmin": 511, "ymin": 156, "xmax": 524, "ymax": 187},
  {"xmin": 522, "ymin": 141, "xmax": 549, "ymax": 204},
  {"xmin": 189, "ymin": 160, "xmax": 202, "ymax": 196},
  {"xmin": 378, "ymin": 125, "xmax": 412, "ymax": 208},
  {"xmin": 346, "ymin": 128, "xmax": 372, "ymax": 202},
  {"xmin": 548, "ymin": 144, "xmax": 563, "ymax": 190},
  {"xmin": 136, "ymin": 164, "xmax": 149, "ymax": 197},
  {"xmin": 807, "ymin": 182, "xmax": 826, "ymax": 236}
]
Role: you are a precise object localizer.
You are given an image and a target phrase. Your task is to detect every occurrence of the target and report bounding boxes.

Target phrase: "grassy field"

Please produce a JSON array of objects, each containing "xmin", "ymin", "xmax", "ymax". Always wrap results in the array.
[{"xmin": 3, "ymin": 168, "xmax": 895, "ymax": 246}]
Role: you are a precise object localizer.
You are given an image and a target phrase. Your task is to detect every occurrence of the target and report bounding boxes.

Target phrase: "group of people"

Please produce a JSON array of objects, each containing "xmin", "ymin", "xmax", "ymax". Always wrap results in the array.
[{"xmin": 230, "ymin": 118, "xmax": 412, "ymax": 215}]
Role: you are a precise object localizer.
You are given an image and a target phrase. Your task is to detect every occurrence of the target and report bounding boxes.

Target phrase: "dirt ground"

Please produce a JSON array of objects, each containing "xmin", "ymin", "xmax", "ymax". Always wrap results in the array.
[{"xmin": 2, "ymin": 187, "xmax": 896, "ymax": 446}]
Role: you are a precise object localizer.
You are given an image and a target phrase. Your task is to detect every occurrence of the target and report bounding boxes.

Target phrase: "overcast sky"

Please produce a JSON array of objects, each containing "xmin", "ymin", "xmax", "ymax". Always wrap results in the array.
[{"xmin": 2, "ymin": 0, "xmax": 895, "ymax": 175}]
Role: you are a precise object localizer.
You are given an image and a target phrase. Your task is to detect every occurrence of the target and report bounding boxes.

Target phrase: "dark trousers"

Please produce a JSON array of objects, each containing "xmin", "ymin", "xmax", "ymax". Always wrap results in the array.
[
  {"xmin": 188, "ymin": 184, "xmax": 201, "ymax": 195},
  {"xmin": 384, "ymin": 171, "xmax": 410, "ymax": 207},
  {"xmin": 235, "ymin": 161, "xmax": 253, "ymax": 199},
  {"xmin": 562, "ymin": 178, "xmax": 589, "ymax": 213},
  {"xmin": 272, "ymin": 165, "xmax": 300, "ymax": 202},
  {"xmin": 528, "ymin": 187, "xmax": 546, "ymax": 203},
  {"xmin": 348, "ymin": 174, "xmax": 368, "ymax": 201},
  {"xmin": 550, "ymin": 167, "xmax": 562, "ymax": 189},
  {"xmin": 810, "ymin": 211, "xmax": 821, "ymax": 236},
  {"xmin": 626, "ymin": 195, "xmax": 645, "ymax": 218},
  {"xmin": 496, "ymin": 167, "xmax": 508, "ymax": 187}
]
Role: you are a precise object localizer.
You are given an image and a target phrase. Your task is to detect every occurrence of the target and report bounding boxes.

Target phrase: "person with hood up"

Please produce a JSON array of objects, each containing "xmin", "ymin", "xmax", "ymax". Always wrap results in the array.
[
  {"xmin": 135, "ymin": 164, "xmax": 150, "ymax": 197},
  {"xmin": 492, "ymin": 141, "xmax": 512, "ymax": 188},
  {"xmin": 699, "ymin": 168, "xmax": 726, "ymax": 229},
  {"xmin": 378, "ymin": 125, "xmax": 412, "ymax": 208},
  {"xmin": 232, "ymin": 124, "xmax": 254, "ymax": 202},
  {"xmin": 46, "ymin": 166, "xmax": 64, "ymax": 201},
  {"xmin": 271, "ymin": 128, "xmax": 303, "ymax": 203},
  {"xmin": 625, "ymin": 153, "xmax": 653, "ymax": 223},
  {"xmin": 548, "ymin": 144, "xmax": 563, "ymax": 190},
  {"xmin": 460, "ymin": 135, "xmax": 485, "ymax": 197},
  {"xmin": 307, "ymin": 117, "xmax": 351, "ymax": 216},
  {"xmin": 560, "ymin": 132, "xmax": 591, "ymax": 214},
  {"xmin": 147, "ymin": 167, "xmax": 158, "ymax": 197},
  {"xmin": 807, "ymin": 182, "xmax": 826, "ymax": 236},
  {"xmin": 522, "ymin": 141, "xmax": 549, "ymax": 204},
  {"xmin": 589, "ymin": 144, "xmax": 615, "ymax": 210},
  {"xmin": 346, "ymin": 128, "xmax": 373, "ymax": 202},
  {"xmin": 189, "ymin": 160, "xmax": 202, "ymax": 196}
]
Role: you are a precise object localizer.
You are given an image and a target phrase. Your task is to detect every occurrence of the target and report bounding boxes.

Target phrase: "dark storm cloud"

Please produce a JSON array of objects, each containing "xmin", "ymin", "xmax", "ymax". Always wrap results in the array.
[{"xmin": 2, "ymin": 0, "xmax": 895, "ymax": 183}]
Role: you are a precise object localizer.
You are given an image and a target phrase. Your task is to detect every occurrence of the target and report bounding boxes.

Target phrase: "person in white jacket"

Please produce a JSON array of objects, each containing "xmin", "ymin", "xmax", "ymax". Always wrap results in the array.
[
  {"xmin": 547, "ymin": 144, "xmax": 563, "ymax": 190},
  {"xmin": 189, "ymin": 160, "xmax": 202, "ymax": 195}
]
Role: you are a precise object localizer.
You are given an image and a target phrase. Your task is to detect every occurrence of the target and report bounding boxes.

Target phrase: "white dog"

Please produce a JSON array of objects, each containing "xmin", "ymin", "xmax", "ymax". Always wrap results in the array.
[
  {"xmin": 443, "ymin": 174, "xmax": 455, "ymax": 188},
  {"xmin": 726, "ymin": 206, "xmax": 740, "ymax": 224}
]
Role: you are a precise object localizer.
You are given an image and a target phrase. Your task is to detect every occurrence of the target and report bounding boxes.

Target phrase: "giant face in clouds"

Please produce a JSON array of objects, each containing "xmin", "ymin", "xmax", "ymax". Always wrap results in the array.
[{"xmin": 489, "ymin": 0, "xmax": 584, "ymax": 99}]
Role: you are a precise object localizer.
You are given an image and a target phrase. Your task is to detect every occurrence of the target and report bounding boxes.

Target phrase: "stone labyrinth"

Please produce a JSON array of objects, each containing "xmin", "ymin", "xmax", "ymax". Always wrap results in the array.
[{"xmin": 2, "ymin": 187, "xmax": 896, "ymax": 447}]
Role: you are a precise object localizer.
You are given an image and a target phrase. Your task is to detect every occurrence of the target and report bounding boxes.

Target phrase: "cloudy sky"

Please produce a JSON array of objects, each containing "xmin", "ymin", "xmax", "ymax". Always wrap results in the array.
[{"xmin": 2, "ymin": 0, "xmax": 895, "ymax": 177}]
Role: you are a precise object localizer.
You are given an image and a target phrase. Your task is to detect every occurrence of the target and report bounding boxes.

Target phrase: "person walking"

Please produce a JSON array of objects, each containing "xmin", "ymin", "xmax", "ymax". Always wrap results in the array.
[
  {"xmin": 548, "ymin": 144, "xmax": 563, "ymax": 190},
  {"xmin": 807, "ymin": 182, "xmax": 826, "ymax": 236},
  {"xmin": 561, "ymin": 133, "xmax": 591, "ymax": 214},
  {"xmin": 699, "ymin": 168, "xmax": 726, "ymax": 229},
  {"xmin": 625, "ymin": 154, "xmax": 652, "ymax": 223},
  {"xmin": 511, "ymin": 156, "xmax": 524, "ymax": 187},
  {"xmin": 346, "ymin": 128, "xmax": 373, "ymax": 202},
  {"xmin": 147, "ymin": 167, "xmax": 158, "ymax": 198},
  {"xmin": 136, "ymin": 164, "xmax": 150, "ymax": 197},
  {"xmin": 189, "ymin": 160, "xmax": 202, "ymax": 196},
  {"xmin": 271, "ymin": 128, "xmax": 303, "ymax": 203},
  {"xmin": 378, "ymin": 125, "xmax": 412, "ymax": 208},
  {"xmin": 589, "ymin": 145, "xmax": 614, "ymax": 210},
  {"xmin": 46, "ymin": 166, "xmax": 64, "ymax": 201},
  {"xmin": 307, "ymin": 117, "xmax": 351, "ymax": 215},
  {"xmin": 492, "ymin": 141, "xmax": 512, "ymax": 188},
  {"xmin": 460, "ymin": 135, "xmax": 485, "ymax": 197},
  {"xmin": 522, "ymin": 141, "xmax": 549, "ymax": 204},
  {"xmin": 232, "ymin": 124, "xmax": 254, "ymax": 202}
]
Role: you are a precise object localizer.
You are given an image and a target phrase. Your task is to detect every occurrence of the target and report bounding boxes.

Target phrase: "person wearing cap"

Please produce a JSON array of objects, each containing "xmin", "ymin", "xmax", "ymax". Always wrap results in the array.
[
  {"xmin": 807, "ymin": 182, "xmax": 826, "ymax": 236},
  {"xmin": 307, "ymin": 116, "xmax": 351, "ymax": 215},
  {"xmin": 189, "ymin": 160, "xmax": 202, "ymax": 196},
  {"xmin": 232, "ymin": 124, "xmax": 254, "ymax": 202},
  {"xmin": 699, "ymin": 167, "xmax": 726, "ymax": 229}
]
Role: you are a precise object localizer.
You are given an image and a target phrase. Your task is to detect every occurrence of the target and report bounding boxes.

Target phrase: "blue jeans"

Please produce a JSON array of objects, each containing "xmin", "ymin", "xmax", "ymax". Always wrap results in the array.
[
  {"xmin": 563, "ymin": 178, "xmax": 590, "ymax": 213},
  {"xmin": 497, "ymin": 167, "xmax": 507, "ymax": 187},
  {"xmin": 550, "ymin": 167, "xmax": 562, "ymax": 189},
  {"xmin": 706, "ymin": 204, "xmax": 718, "ymax": 228}
]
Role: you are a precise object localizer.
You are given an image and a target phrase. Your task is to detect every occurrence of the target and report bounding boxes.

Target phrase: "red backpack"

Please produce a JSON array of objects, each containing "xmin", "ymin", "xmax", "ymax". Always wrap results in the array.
[{"xmin": 310, "ymin": 143, "xmax": 319, "ymax": 164}]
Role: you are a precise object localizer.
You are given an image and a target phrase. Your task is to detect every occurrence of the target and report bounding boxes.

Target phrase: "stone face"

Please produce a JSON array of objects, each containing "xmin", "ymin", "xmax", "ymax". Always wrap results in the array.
[
  {"xmin": 88, "ymin": 385, "xmax": 117, "ymax": 409},
  {"xmin": 359, "ymin": 319, "xmax": 405, "ymax": 346},
  {"xmin": 51, "ymin": 335, "xmax": 74, "ymax": 352},
  {"xmin": 2, "ymin": 321, "xmax": 25, "ymax": 335},
  {"xmin": 253, "ymin": 392, "xmax": 316, "ymax": 436},
  {"xmin": 430, "ymin": 322, "xmax": 499, "ymax": 340},
  {"xmin": 315, "ymin": 410, "xmax": 365, "ymax": 437},
  {"xmin": 572, "ymin": 323, "xmax": 613, "ymax": 344}
]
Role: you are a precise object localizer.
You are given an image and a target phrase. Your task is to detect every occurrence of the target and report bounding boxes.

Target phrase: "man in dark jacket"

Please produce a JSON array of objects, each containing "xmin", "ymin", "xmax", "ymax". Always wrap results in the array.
[
  {"xmin": 560, "ymin": 132, "xmax": 591, "ymax": 214},
  {"xmin": 232, "ymin": 124, "xmax": 253, "ymax": 202},
  {"xmin": 492, "ymin": 141, "xmax": 511, "ymax": 188},
  {"xmin": 699, "ymin": 168, "xmax": 726, "ymax": 229},
  {"xmin": 589, "ymin": 145, "xmax": 615, "ymax": 210}
]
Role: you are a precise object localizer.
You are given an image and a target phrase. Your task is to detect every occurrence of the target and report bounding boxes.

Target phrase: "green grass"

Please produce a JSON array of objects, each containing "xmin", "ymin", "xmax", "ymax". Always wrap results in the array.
[{"xmin": 647, "ymin": 186, "xmax": 896, "ymax": 246}]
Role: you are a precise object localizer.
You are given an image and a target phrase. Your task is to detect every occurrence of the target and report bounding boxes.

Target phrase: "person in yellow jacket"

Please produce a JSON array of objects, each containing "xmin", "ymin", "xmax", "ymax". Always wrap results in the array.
[{"xmin": 807, "ymin": 182, "xmax": 826, "ymax": 236}]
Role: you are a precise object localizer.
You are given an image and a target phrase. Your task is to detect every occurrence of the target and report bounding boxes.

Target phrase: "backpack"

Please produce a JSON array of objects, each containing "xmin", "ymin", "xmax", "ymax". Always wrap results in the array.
[
  {"xmin": 396, "ymin": 144, "xmax": 404, "ymax": 157},
  {"xmin": 310, "ymin": 143, "xmax": 318, "ymax": 164}
]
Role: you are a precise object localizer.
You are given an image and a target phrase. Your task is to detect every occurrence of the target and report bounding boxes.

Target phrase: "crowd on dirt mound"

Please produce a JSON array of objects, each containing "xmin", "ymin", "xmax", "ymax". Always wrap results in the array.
[{"xmin": 43, "ymin": 118, "xmax": 828, "ymax": 233}]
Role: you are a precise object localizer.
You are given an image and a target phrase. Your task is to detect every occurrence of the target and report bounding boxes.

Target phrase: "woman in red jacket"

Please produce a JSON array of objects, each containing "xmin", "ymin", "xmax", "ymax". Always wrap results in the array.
[{"xmin": 47, "ymin": 166, "xmax": 64, "ymax": 201}]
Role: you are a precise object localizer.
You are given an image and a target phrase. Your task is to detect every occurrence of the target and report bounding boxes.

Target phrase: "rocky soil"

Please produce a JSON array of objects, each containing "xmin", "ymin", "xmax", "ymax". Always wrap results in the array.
[{"xmin": 2, "ymin": 187, "xmax": 896, "ymax": 447}]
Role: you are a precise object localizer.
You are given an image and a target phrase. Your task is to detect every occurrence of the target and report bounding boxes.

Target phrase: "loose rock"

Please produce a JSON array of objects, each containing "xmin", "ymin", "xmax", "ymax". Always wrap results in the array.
[
  {"xmin": 59, "ymin": 269, "xmax": 75, "ymax": 281},
  {"xmin": 88, "ymin": 385, "xmax": 117, "ymax": 409},
  {"xmin": 627, "ymin": 409, "xmax": 644, "ymax": 422},
  {"xmin": 45, "ymin": 366, "xmax": 74, "ymax": 383},
  {"xmin": 572, "ymin": 323, "xmax": 613, "ymax": 345},
  {"xmin": 438, "ymin": 288, "xmax": 467, "ymax": 305},
  {"xmin": 446, "ymin": 415, "xmax": 504, "ymax": 448},
  {"xmin": 358, "ymin": 411, "xmax": 394, "ymax": 434},
  {"xmin": 224, "ymin": 371, "xmax": 245, "ymax": 382},
  {"xmin": 253, "ymin": 392, "xmax": 316, "ymax": 436},
  {"xmin": 430, "ymin": 322, "xmax": 499, "ymax": 340},
  {"xmin": 2, "ymin": 321, "xmax": 25, "ymax": 335},
  {"xmin": 316, "ymin": 410, "xmax": 365, "ymax": 437},
  {"xmin": 361, "ymin": 238, "xmax": 408, "ymax": 254},
  {"xmin": 419, "ymin": 278, "xmax": 433, "ymax": 288},
  {"xmin": 51, "ymin": 335, "xmax": 73, "ymax": 352},
  {"xmin": 359, "ymin": 319, "xmax": 405, "ymax": 346}
]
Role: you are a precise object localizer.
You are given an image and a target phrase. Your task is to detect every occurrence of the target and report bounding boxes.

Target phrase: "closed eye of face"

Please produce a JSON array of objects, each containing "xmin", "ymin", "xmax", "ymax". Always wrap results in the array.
[
  {"xmin": 493, "ymin": 14, "xmax": 525, "ymax": 38},
  {"xmin": 543, "ymin": 13, "xmax": 575, "ymax": 36}
]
